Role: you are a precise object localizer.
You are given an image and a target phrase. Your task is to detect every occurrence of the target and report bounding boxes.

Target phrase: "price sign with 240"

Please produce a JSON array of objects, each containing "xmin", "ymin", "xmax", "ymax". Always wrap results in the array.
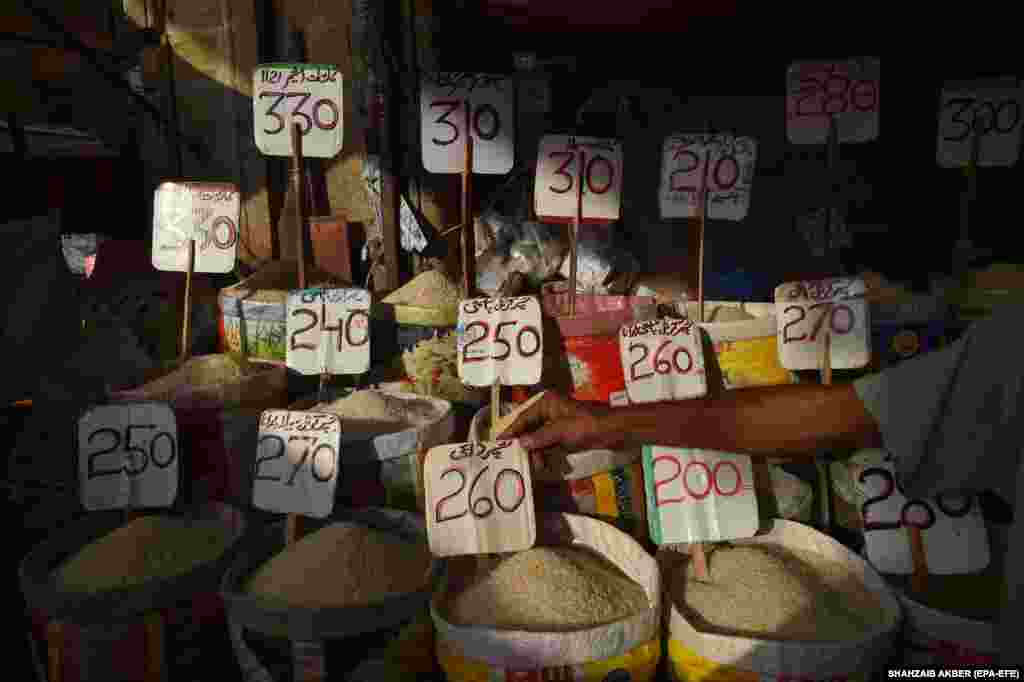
[
  {"xmin": 286, "ymin": 287, "xmax": 371, "ymax": 376},
  {"xmin": 78, "ymin": 403, "xmax": 179, "ymax": 511},
  {"xmin": 151, "ymin": 181, "xmax": 240, "ymax": 274},
  {"xmin": 659, "ymin": 133, "xmax": 758, "ymax": 221},
  {"xmin": 936, "ymin": 79, "xmax": 1023, "ymax": 168},
  {"xmin": 642, "ymin": 446, "xmax": 758, "ymax": 545},
  {"xmin": 620, "ymin": 317, "xmax": 707, "ymax": 404},
  {"xmin": 774, "ymin": 277, "xmax": 870, "ymax": 370},
  {"xmin": 253, "ymin": 63, "xmax": 343, "ymax": 158},
  {"xmin": 534, "ymin": 135, "xmax": 623, "ymax": 224},
  {"xmin": 786, "ymin": 57, "xmax": 880, "ymax": 145},
  {"xmin": 424, "ymin": 440, "xmax": 536, "ymax": 557},
  {"xmin": 252, "ymin": 410, "xmax": 343, "ymax": 518},
  {"xmin": 457, "ymin": 296, "xmax": 542, "ymax": 387}
]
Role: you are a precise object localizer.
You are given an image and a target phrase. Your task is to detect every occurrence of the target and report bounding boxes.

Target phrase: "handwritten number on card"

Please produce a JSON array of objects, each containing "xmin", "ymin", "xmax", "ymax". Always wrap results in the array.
[
  {"xmin": 85, "ymin": 425, "xmax": 176, "ymax": 479},
  {"xmin": 259, "ymin": 92, "xmax": 339, "ymax": 136},
  {"xmin": 943, "ymin": 97, "xmax": 1021, "ymax": 142},
  {"xmin": 652, "ymin": 455, "xmax": 744, "ymax": 507},
  {"xmin": 434, "ymin": 465, "xmax": 525, "ymax": 523},
  {"xmin": 859, "ymin": 467, "xmax": 974, "ymax": 531},
  {"xmin": 547, "ymin": 151, "xmax": 615, "ymax": 195},
  {"xmin": 428, "ymin": 100, "xmax": 501, "ymax": 146},
  {"xmin": 254, "ymin": 434, "xmax": 337, "ymax": 485},
  {"xmin": 461, "ymin": 321, "xmax": 541, "ymax": 363},
  {"xmin": 781, "ymin": 303, "xmax": 854, "ymax": 344}
]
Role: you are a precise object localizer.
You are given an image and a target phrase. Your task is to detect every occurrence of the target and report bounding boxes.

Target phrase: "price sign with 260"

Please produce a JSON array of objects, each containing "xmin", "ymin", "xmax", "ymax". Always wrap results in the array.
[
  {"xmin": 534, "ymin": 135, "xmax": 623, "ymax": 223},
  {"xmin": 457, "ymin": 296, "xmax": 542, "ymax": 387},
  {"xmin": 659, "ymin": 133, "xmax": 758, "ymax": 221},
  {"xmin": 152, "ymin": 182, "xmax": 240, "ymax": 275},
  {"xmin": 620, "ymin": 317, "xmax": 707, "ymax": 404},
  {"xmin": 424, "ymin": 440, "xmax": 536, "ymax": 557},
  {"xmin": 254, "ymin": 63, "xmax": 343, "ymax": 158},
  {"xmin": 786, "ymin": 57, "xmax": 880, "ymax": 145},
  {"xmin": 774, "ymin": 278, "xmax": 870, "ymax": 370},
  {"xmin": 937, "ymin": 81, "xmax": 1023, "ymax": 168},
  {"xmin": 420, "ymin": 72, "xmax": 514, "ymax": 174},
  {"xmin": 286, "ymin": 288, "xmax": 371, "ymax": 376}
]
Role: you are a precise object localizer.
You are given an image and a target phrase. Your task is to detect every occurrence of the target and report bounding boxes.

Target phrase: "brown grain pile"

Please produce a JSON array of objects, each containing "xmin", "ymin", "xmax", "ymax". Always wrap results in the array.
[{"xmin": 383, "ymin": 270, "xmax": 460, "ymax": 309}]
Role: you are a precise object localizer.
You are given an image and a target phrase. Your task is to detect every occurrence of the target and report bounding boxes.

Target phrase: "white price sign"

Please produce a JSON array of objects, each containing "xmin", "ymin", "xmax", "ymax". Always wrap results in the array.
[
  {"xmin": 78, "ymin": 403, "xmax": 179, "ymax": 511},
  {"xmin": 937, "ymin": 80, "xmax": 1023, "ymax": 168},
  {"xmin": 786, "ymin": 57, "xmax": 880, "ymax": 145},
  {"xmin": 424, "ymin": 440, "xmax": 536, "ymax": 557},
  {"xmin": 859, "ymin": 454, "xmax": 989, "ymax": 574},
  {"xmin": 151, "ymin": 181, "xmax": 240, "ymax": 274},
  {"xmin": 534, "ymin": 135, "xmax": 622, "ymax": 223},
  {"xmin": 643, "ymin": 446, "xmax": 758, "ymax": 545},
  {"xmin": 286, "ymin": 288, "xmax": 371, "ymax": 376},
  {"xmin": 457, "ymin": 296, "xmax": 542, "ymax": 387},
  {"xmin": 252, "ymin": 410, "xmax": 342, "ymax": 519},
  {"xmin": 659, "ymin": 133, "xmax": 757, "ymax": 221},
  {"xmin": 253, "ymin": 63, "xmax": 343, "ymax": 158},
  {"xmin": 420, "ymin": 72, "xmax": 515, "ymax": 175},
  {"xmin": 620, "ymin": 317, "xmax": 707, "ymax": 404},
  {"xmin": 775, "ymin": 277, "xmax": 870, "ymax": 370}
]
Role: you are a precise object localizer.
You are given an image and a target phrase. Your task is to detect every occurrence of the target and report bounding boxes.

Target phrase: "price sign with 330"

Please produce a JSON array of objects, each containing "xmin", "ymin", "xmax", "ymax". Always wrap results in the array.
[
  {"xmin": 286, "ymin": 288, "xmax": 371, "ymax": 376},
  {"xmin": 859, "ymin": 454, "xmax": 989, "ymax": 574},
  {"xmin": 534, "ymin": 135, "xmax": 623, "ymax": 223},
  {"xmin": 642, "ymin": 446, "xmax": 758, "ymax": 545},
  {"xmin": 151, "ymin": 181, "xmax": 240, "ymax": 274},
  {"xmin": 659, "ymin": 133, "xmax": 757, "ymax": 221},
  {"xmin": 774, "ymin": 278, "xmax": 870, "ymax": 370},
  {"xmin": 786, "ymin": 57, "xmax": 880, "ymax": 145},
  {"xmin": 457, "ymin": 296, "xmax": 542, "ymax": 387},
  {"xmin": 254, "ymin": 63, "xmax": 343, "ymax": 158},
  {"xmin": 620, "ymin": 317, "xmax": 707, "ymax": 404},
  {"xmin": 937, "ymin": 79, "xmax": 1023, "ymax": 168},
  {"xmin": 78, "ymin": 403, "xmax": 179, "ymax": 511},
  {"xmin": 424, "ymin": 440, "xmax": 536, "ymax": 557},
  {"xmin": 252, "ymin": 410, "xmax": 342, "ymax": 518},
  {"xmin": 420, "ymin": 72, "xmax": 514, "ymax": 175}
]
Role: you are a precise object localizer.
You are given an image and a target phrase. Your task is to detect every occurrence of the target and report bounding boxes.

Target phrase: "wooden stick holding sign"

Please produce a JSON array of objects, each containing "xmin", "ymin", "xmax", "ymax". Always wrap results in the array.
[
  {"xmin": 568, "ymin": 146, "xmax": 583, "ymax": 317},
  {"xmin": 461, "ymin": 106, "xmax": 476, "ymax": 297},
  {"xmin": 292, "ymin": 122, "xmax": 308, "ymax": 292},
  {"xmin": 181, "ymin": 237, "xmax": 195, "ymax": 362}
]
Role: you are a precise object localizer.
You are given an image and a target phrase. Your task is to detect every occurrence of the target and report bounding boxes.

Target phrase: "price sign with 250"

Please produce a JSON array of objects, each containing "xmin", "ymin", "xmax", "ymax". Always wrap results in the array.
[
  {"xmin": 424, "ymin": 440, "xmax": 536, "ymax": 557},
  {"xmin": 534, "ymin": 135, "xmax": 623, "ymax": 223},
  {"xmin": 659, "ymin": 133, "xmax": 758, "ymax": 221},
  {"xmin": 253, "ymin": 63, "xmax": 343, "ymax": 158},
  {"xmin": 457, "ymin": 296, "xmax": 542, "ymax": 387},
  {"xmin": 642, "ymin": 446, "xmax": 758, "ymax": 545},
  {"xmin": 286, "ymin": 288, "xmax": 371, "ymax": 376},
  {"xmin": 786, "ymin": 57, "xmax": 880, "ymax": 145},
  {"xmin": 620, "ymin": 317, "xmax": 707, "ymax": 404},
  {"xmin": 936, "ymin": 79, "xmax": 1023, "ymax": 168},
  {"xmin": 774, "ymin": 278, "xmax": 870, "ymax": 370},
  {"xmin": 151, "ymin": 181, "xmax": 240, "ymax": 274},
  {"xmin": 78, "ymin": 403, "xmax": 179, "ymax": 511}
]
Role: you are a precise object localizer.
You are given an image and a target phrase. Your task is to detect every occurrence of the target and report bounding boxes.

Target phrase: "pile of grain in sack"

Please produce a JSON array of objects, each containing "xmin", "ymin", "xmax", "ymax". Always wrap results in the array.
[
  {"xmin": 312, "ymin": 388, "xmax": 439, "ymax": 438},
  {"xmin": 382, "ymin": 270, "xmax": 461, "ymax": 310}
]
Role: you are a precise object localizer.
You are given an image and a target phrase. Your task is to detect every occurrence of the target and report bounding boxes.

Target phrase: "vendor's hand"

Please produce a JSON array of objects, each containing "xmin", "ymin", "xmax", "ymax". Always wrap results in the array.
[{"xmin": 497, "ymin": 391, "xmax": 623, "ymax": 455}]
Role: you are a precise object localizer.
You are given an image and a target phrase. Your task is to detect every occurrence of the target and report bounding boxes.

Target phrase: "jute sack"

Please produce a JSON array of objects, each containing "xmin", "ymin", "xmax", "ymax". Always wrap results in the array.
[
  {"xmin": 433, "ymin": 513, "xmax": 662, "ymax": 681},
  {"xmin": 663, "ymin": 520, "xmax": 901, "ymax": 682}
]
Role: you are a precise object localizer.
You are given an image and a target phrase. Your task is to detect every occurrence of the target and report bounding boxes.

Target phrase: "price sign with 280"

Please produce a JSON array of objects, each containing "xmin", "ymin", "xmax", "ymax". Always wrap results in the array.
[
  {"xmin": 78, "ymin": 403, "xmax": 179, "ymax": 511},
  {"xmin": 457, "ymin": 296, "xmax": 543, "ymax": 387},
  {"xmin": 252, "ymin": 410, "xmax": 342, "ymax": 518},
  {"xmin": 620, "ymin": 317, "xmax": 707, "ymax": 404},
  {"xmin": 254, "ymin": 63, "xmax": 343, "ymax": 158},
  {"xmin": 152, "ymin": 181, "xmax": 240, "ymax": 274},
  {"xmin": 774, "ymin": 278, "xmax": 870, "ymax": 370},
  {"xmin": 534, "ymin": 135, "xmax": 623, "ymax": 223},
  {"xmin": 424, "ymin": 440, "xmax": 536, "ymax": 557},
  {"xmin": 659, "ymin": 133, "xmax": 758, "ymax": 221},
  {"xmin": 286, "ymin": 287, "xmax": 371, "ymax": 376},
  {"xmin": 937, "ymin": 80, "xmax": 1023, "ymax": 168},
  {"xmin": 786, "ymin": 57, "xmax": 880, "ymax": 145}
]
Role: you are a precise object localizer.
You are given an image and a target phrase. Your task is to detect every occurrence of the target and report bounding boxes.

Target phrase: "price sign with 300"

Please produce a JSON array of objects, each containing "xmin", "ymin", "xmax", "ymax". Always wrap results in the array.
[
  {"xmin": 252, "ymin": 410, "xmax": 342, "ymax": 518},
  {"xmin": 152, "ymin": 181, "xmax": 240, "ymax": 274},
  {"xmin": 643, "ymin": 446, "xmax": 758, "ymax": 545},
  {"xmin": 254, "ymin": 63, "xmax": 343, "ymax": 158},
  {"xmin": 78, "ymin": 403, "xmax": 179, "ymax": 511},
  {"xmin": 457, "ymin": 296, "xmax": 543, "ymax": 387},
  {"xmin": 424, "ymin": 441, "xmax": 536, "ymax": 557},
  {"xmin": 286, "ymin": 288, "xmax": 371, "ymax": 376},
  {"xmin": 420, "ymin": 72, "xmax": 515, "ymax": 175},
  {"xmin": 534, "ymin": 135, "xmax": 623, "ymax": 223},
  {"xmin": 659, "ymin": 133, "xmax": 757, "ymax": 221},
  {"xmin": 620, "ymin": 317, "xmax": 707, "ymax": 404},
  {"xmin": 859, "ymin": 454, "xmax": 989, "ymax": 574},
  {"xmin": 786, "ymin": 57, "xmax": 880, "ymax": 145},
  {"xmin": 775, "ymin": 278, "xmax": 870, "ymax": 370},
  {"xmin": 937, "ymin": 80, "xmax": 1023, "ymax": 168}
]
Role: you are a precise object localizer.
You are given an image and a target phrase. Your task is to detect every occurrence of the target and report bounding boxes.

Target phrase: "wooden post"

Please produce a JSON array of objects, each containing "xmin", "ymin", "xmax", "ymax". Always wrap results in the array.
[
  {"xmin": 46, "ymin": 621, "xmax": 63, "ymax": 682},
  {"xmin": 491, "ymin": 380, "xmax": 501, "ymax": 442},
  {"xmin": 689, "ymin": 143, "xmax": 710, "ymax": 580},
  {"xmin": 568, "ymin": 146, "xmax": 583, "ymax": 317},
  {"xmin": 460, "ymin": 101, "xmax": 476, "ymax": 298},
  {"xmin": 292, "ymin": 123, "xmax": 307, "ymax": 290},
  {"xmin": 143, "ymin": 612, "xmax": 164, "ymax": 682},
  {"xmin": 179, "ymin": 236, "xmax": 195, "ymax": 362}
]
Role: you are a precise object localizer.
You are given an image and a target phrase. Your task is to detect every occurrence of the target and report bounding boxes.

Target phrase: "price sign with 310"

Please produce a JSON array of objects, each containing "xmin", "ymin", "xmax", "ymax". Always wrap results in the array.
[
  {"xmin": 254, "ymin": 63, "xmax": 343, "ymax": 158},
  {"xmin": 286, "ymin": 287, "xmax": 371, "ymax": 376},
  {"xmin": 151, "ymin": 181, "xmax": 240, "ymax": 274},
  {"xmin": 457, "ymin": 296, "xmax": 543, "ymax": 387},
  {"xmin": 786, "ymin": 57, "xmax": 880, "ymax": 145},
  {"xmin": 534, "ymin": 135, "xmax": 623, "ymax": 223},
  {"xmin": 659, "ymin": 133, "xmax": 757, "ymax": 221},
  {"xmin": 936, "ymin": 78, "xmax": 1023, "ymax": 168},
  {"xmin": 774, "ymin": 277, "xmax": 870, "ymax": 370},
  {"xmin": 620, "ymin": 317, "xmax": 707, "ymax": 404}
]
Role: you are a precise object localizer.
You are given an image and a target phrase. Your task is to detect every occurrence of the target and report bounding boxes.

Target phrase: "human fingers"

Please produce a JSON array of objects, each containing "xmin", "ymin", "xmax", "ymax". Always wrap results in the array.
[
  {"xmin": 517, "ymin": 419, "xmax": 573, "ymax": 453},
  {"xmin": 496, "ymin": 391, "xmax": 569, "ymax": 440}
]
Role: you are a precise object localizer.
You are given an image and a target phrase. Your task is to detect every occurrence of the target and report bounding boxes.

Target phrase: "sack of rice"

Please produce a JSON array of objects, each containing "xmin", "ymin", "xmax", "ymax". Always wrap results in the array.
[
  {"xmin": 433, "ymin": 512, "xmax": 662, "ymax": 681},
  {"xmin": 662, "ymin": 520, "xmax": 901, "ymax": 681}
]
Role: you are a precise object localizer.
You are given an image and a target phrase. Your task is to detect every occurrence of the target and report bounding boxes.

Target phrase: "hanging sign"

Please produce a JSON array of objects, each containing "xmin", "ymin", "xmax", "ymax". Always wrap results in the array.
[
  {"xmin": 420, "ymin": 72, "xmax": 515, "ymax": 174},
  {"xmin": 643, "ymin": 446, "xmax": 758, "ymax": 545},
  {"xmin": 659, "ymin": 133, "xmax": 757, "ymax": 221},
  {"xmin": 456, "ymin": 296, "xmax": 543, "ymax": 387},
  {"xmin": 151, "ymin": 181, "xmax": 240, "ymax": 274},
  {"xmin": 252, "ymin": 410, "xmax": 342, "ymax": 519},
  {"xmin": 286, "ymin": 287, "xmax": 371, "ymax": 376},
  {"xmin": 786, "ymin": 57, "xmax": 880, "ymax": 145},
  {"xmin": 775, "ymin": 277, "xmax": 871, "ymax": 370},
  {"xmin": 936, "ymin": 78, "xmax": 1023, "ymax": 168},
  {"xmin": 78, "ymin": 403, "xmax": 179, "ymax": 511},
  {"xmin": 620, "ymin": 317, "xmax": 707, "ymax": 404},
  {"xmin": 424, "ymin": 440, "xmax": 536, "ymax": 557},
  {"xmin": 253, "ymin": 63, "xmax": 343, "ymax": 158},
  {"xmin": 534, "ymin": 135, "xmax": 623, "ymax": 223}
]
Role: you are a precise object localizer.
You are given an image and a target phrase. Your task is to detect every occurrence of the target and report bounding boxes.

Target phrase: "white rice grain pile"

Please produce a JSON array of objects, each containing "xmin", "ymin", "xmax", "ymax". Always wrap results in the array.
[
  {"xmin": 383, "ymin": 270, "xmax": 460, "ymax": 309},
  {"xmin": 313, "ymin": 389, "xmax": 437, "ymax": 438}
]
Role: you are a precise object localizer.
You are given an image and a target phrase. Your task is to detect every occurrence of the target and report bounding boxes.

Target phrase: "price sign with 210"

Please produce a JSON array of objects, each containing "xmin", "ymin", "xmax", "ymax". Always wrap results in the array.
[
  {"xmin": 254, "ymin": 63, "xmax": 343, "ymax": 158},
  {"xmin": 457, "ymin": 296, "xmax": 543, "ymax": 387},
  {"xmin": 659, "ymin": 133, "xmax": 757, "ymax": 221},
  {"xmin": 774, "ymin": 277, "xmax": 871, "ymax": 370}
]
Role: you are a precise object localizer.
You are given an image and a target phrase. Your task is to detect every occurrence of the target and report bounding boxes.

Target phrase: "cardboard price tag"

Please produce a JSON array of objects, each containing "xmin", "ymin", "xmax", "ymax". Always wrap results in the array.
[
  {"xmin": 78, "ymin": 403, "xmax": 179, "ymax": 511},
  {"xmin": 786, "ymin": 57, "xmax": 880, "ymax": 145},
  {"xmin": 659, "ymin": 133, "xmax": 757, "ymax": 221},
  {"xmin": 643, "ymin": 446, "xmax": 758, "ymax": 545},
  {"xmin": 253, "ymin": 63, "xmax": 343, "ymax": 158},
  {"xmin": 456, "ymin": 296, "xmax": 543, "ymax": 387},
  {"xmin": 775, "ymin": 277, "xmax": 871, "ymax": 370},
  {"xmin": 859, "ymin": 454, "xmax": 989, "ymax": 574},
  {"xmin": 252, "ymin": 410, "xmax": 342, "ymax": 518},
  {"xmin": 151, "ymin": 182, "xmax": 240, "ymax": 274},
  {"xmin": 620, "ymin": 317, "xmax": 707, "ymax": 404},
  {"xmin": 420, "ymin": 72, "xmax": 515, "ymax": 174},
  {"xmin": 286, "ymin": 288, "xmax": 371, "ymax": 376},
  {"xmin": 937, "ymin": 79, "xmax": 1023, "ymax": 168},
  {"xmin": 424, "ymin": 441, "xmax": 536, "ymax": 557},
  {"xmin": 534, "ymin": 135, "xmax": 623, "ymax": 223}
]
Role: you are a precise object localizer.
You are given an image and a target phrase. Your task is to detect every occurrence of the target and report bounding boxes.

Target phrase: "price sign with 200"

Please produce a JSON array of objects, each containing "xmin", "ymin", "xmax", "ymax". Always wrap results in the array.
[
  {"xmin": 254, "ymin": 63, "xmax": 343, "ymax": 158},
  {"xmin": 659, "ymin": 133, "xmax": 758, "ymax": 221},
  {"xmin": 151, "ymin": 181, "xmax": 240, "ymax": 274},
  {"xmin": 534, "ymin": 135, "xmax": 623, "ymax": 223},
  {"xmin": 457, "ymin": 296, "xmax": 543, "ymax": 387},
  {"xmin": 620, "ymin": 317, "xmax": 707, "ymax": 404},
  {"xmin": 424, "ymin": 441, "xmax": 536, "ymax": 557},
  {"xmin": 774, "ymin": 278, "xmax": 870, "ymax": 370},
  {"xmin": 286, "ymin": 288, "xmax": 371, "ymax": 376},
  {"xmin": 937, "ymin": 81, "xmax": 1023, "ymax": 168},
  {"xmin": 786, "ymin": 57, "xmax": 880, "ymax": 145}
]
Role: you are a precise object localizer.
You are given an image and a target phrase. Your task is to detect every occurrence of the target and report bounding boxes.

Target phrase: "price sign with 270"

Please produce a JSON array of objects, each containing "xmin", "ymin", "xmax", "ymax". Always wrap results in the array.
[
  {"xmin": 286, "ymin": 287, "xmax": 371, "ymax": 376},
  {"xmin": 253, "ymin": 63, "xmax": 343, "ymax": 158},
  {"xmin": 936, "ymin": 79, "xmax": 1023, "ymax": 168},
  {"xmin": 620, "ymin": 317, "xmax": 707, "ymax": 404},
  {"xmin": 659, "ymin": 133, "xmax": 758, "ymax": 221},
  {"xmin": 534, "ymin": 135, "xmax": 623, "ymax": 223},
  {"xmin": 78, "ymin": 403, "xmax": 179, "ymax": 511},
  {"xmin": 642, "ymin": 446, "xmax": 758, "ymax": 545},
  {"xmin": 457, "ymin": 296, "xmax": 543, "ymax": 387},
  {"xmin": 151, "ymin": 181, "xmax": 240, "ymax": 274},
  {"xmin": 774, "ymin": 278, "xmax": 870, "ymax": 370},
  {"xmin": 786, "ymin": 57, "xmax": 880, "ymax": 145},
  {"xmin": 424, "ymin": 440, "xmax": 536, "ymax": 557}
]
